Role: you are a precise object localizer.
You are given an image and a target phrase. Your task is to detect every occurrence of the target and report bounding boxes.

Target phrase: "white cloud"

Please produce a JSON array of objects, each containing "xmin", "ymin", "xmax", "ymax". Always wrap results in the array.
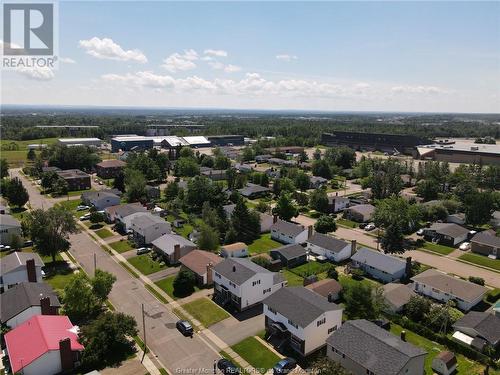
[
  {"xmin": 208, "ymin": 60, "xmax": 242, "ymax": 73},
  {"xmin": 16, "ymin": 66, "xmax": 55, "ymax": 81},
  {"xmin": 60, "ymin": 57, "xmax": 76, "ymax": 64},
  {"xmin": 276, "ymin": 54, "xmax": 298, "ymax": 62},
  {"xmin": 101, "ymin": 71, "xmax": 175, "ymax": 88},
  {"xmin": 161, "ymin": 49, "xmax": 198, "ymax": 72},
  {"xmin": 224, "ymin": 64, "xmax": 242, "ymax": 73},
  {"xmin": 79, "ymin": 37, "xmax": 147, "ymax": 63},
  {"xmin": 204, "ymin": 49, "xmax": 228, "ymax": 57},
  {"xmin": 391, "ymin": 85, "xmax": 447, "ymax": 95}
]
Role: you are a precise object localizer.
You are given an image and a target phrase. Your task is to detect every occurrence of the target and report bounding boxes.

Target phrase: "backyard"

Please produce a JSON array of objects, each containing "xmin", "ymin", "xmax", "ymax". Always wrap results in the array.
[
  {"xmin": 127, "ymin": 254, "xmax": 167, "ymax": 275},
  {"xmin": 231, "ymin": 336, "xmax": 281, "ymax": 374},
  {"xmin": 247, "ymin": 233, "xmax": 281, "ymax": 255},
  {"xmin": 180, "ymin": 297, "xmax": 230, "ymax": 327}
]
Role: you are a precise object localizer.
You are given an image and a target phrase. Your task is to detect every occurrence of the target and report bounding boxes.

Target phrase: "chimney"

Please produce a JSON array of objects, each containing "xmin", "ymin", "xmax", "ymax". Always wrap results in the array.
[
  {"xmin": 232, "ymin": 265, "xmax": 236, "ymax": 272},
  {"xmin": 26, "ymin": 259, "xmax": 37, "ymax": 282},
  {"xmin": 351, "ymin": 240, "xmax": 357, "ymax": 256},
  {"xmin": 405, "ymin": 257, "xmax": 412, "ymax": 278},
  {"xmin": 400, "ymin": 330, "xmax": 406, "ymax": 342},
  {"xmin": 59, "ymin": 338, "xmax": 74, "ymax": 371},
  {"xmin": 273, "ymin": 214, "xmax": 278, "ymax": 224},
  {"xmin": 40, "ymin": 296, "xmax": 53, "ymax": 315},
  {"xmin": 206, "ymin": 263, "xmax": 213, "ymax": 285},
  {"xmin": 173, "ymin": 244, "xmax": 181, "ymax": 263},
  {"xmin": 308, "ymin": 225, "xmax": 313, "ymax": 239}
]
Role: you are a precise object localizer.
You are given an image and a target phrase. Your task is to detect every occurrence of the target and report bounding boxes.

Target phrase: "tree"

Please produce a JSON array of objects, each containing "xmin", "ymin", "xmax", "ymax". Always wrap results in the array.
[
  {"xmin": 415, "ymin": 179, "xmax": 440, "ymax": 201},
  {"xmin": 0, "ymin": 158, "xmax": 9, "ymax": 178},
  {"xmin": 327, "ymin": 267, "xmax": 339, "ymax": 280},
  {"xmin": 197, "ymin": 223, "xmax": 220, "ymax": 251},
  {"xmin": 309, "ymin": 188, "xmax": 329, "ymax": 213},
  {"xmin": 179, "ymin": 147, "xmax": 195, "ymax": 158},
  {"xmin": 374, "ymin": 197, "xmax": 422, "ymax": 234},
  {"xmin": 90, "ymin": 211, "xmax": 104, "ymax": 225},
  {"xmin": 464, "ymin": 191, "xmax": 495, "ymax": 225},
  {"xmin": 124, "ymin": 168, "xmax": 147, "ymax": 202},
  {"xmin": 312, "ymin": 148, "xmax": 322, "ymax": 161},
  {"xmin": 312, "ymin": 159, "xmax": 332, "ymax": 179},
  {"xmin": 164, "ymin": 181, "xmax": 179, "ymax": 201},
  {"xmin": 405, "ymin": 295, "xmax": 431, "ymax": 321},
  {"xmin": 174, "ymin": 157, "xmax": 200, "ymax": 177},
  {"xmin": 48, "ymin": 144, "xmax": 100, "ymax": 171},
  {"xmin": 226, "ymin": 168, "xmax": 237, "ymax": 190},
  {"xmin": 229, "ymin": 198, "xmax": 261, "ymax": 243},
  {"xmin": 311, "ymin": 357, "xmax": 350, "ymax": 375},
  {"xmin": 325, "ymin": 146, "xmax": 356, "ymax": 169},
  {"xmin": 27, "ymin": 148, "xmax": 36, "ymax": 161},
  {"xmin": 273, "ymin": 193, "xmax": 298, "ymax": 221},
  {"xmin": 79, "ymin": 312, "xmax": 138, "ymax": 368},
  {"xmin": 214, "ymin": 154, "xmax": 231, "ymax": 170},
  {"xmin": 315, "ymin": 215, "xmax": 337, "ymax": 234},
  {"xmin": 10, "ymin": 234, "xmax": 22, "ymax": 251},
  {"xmin": 92, "ymin": 269, "xmax": 117, "ymax": 303},
  {"xmin": 343, "ymin": 282, "xmax": 386, "ymax": 320},
  {"xmin": 423, "ymin": 203, "xmax": 448, "ymax": 222},
  {"xmin": 126, "ymin": 153, "xmax": 161, "ymax": 181},
  {"xmin": 24, "ymin": 206, "xmax": 79, "ymax": 263},
  {"xmin": 113, "ymin": 170, "xmax": 125, "ymax": 192},
  {"xmin": 298, "ymin": 149, "xmax": 308, "ymax": 163},
  {"xmin": 51, "ymin": 178, "xmax": 69, "ymax": 196},
  {"xmin": 273, "ymin": 177, "xmax": 295, "ymax": 196},
  {"xmin": 173, "ymin": 267, "xmax": 196, "ymax": 297},
  {"xmin": 41, "ymin": 171, "xmax": 59, "ymax": 190},
  {"xmin": 4, "ymin": 177, "xmax": 29, "ymax": 208},
  {"xmin": 379, "ymin": 223, "xmax": 406, "ymax": 254},
  {"xmin": 294, "ymin": 171, "xmax": 310, "ymax": 191}
]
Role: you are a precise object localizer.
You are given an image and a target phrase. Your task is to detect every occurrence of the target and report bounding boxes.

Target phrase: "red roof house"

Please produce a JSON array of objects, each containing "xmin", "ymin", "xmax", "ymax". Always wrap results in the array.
[{"xmin": 5, "ymin": 315, "xmax": 84, "ymax": 375}]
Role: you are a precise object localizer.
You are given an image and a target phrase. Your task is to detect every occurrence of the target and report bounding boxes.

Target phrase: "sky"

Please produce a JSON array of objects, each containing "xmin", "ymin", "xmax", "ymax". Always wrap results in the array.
[{"xmin": 2, "ymin": 1, "xmax": 500, "ymax": 113}]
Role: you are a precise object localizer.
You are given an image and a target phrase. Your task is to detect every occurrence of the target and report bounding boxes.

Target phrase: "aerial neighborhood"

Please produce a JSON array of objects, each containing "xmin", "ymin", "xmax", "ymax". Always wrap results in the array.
[{"xmin": 1, "ymin": 118, "xmax": 499, "ymax": 375}]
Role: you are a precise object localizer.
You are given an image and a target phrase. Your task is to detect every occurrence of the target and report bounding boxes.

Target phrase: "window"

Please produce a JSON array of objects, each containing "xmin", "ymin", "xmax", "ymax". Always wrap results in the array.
[
  {"xmin": 215, "ymin": 272, "xmax": 221, "ymax": 279},
  {"xmin": 229, "ymin": 282, "xmax": 236, "ymax": 288},
  {"xmin": 288, "ymin": 319, "xmax": 298, "ymax": 329},
  {"xmin": 252, "ymin": 280, "xmax": 261, "ymax": 286},
  {"xmin": 263, "ymin": 288, "xmax": 271, "ymax": 295},
  {"xmin": 328, "ymin": 326, "xmax": 337, "ymax": 334},
  {"xmin": 317, "ymin": 317, "xmax": 326, "ymax": 327},
  {"xmin": 268, "ymin": 307, "xmax": 277, "ymax": 314}
]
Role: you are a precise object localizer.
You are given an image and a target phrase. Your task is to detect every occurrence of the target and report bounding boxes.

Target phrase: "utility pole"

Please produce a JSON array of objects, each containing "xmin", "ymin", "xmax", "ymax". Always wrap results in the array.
[
  {"xmin": 141, "ymin": 303, "xmax": 147, "ymax": 362},
  {"xmin": 93, "ymin": 253, "xmax": 97, "ymax": 275}
]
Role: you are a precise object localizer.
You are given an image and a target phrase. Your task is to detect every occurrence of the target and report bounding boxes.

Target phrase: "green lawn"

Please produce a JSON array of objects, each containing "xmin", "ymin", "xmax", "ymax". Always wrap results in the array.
[
  {"xmin": 421, "ymin": 242, "xmax": 455, "ymax": 256},
  {"xmin": 109, "ymin": 240, "xmax": 134, "ymax": 253},
  {"xmin": 247, "ymin": 233, "xmax": 282, "ymax": 255},
  {"xmin": 231, "ymin": 336, "xmax": 281, "ymax": 374},
  {"xmin": 282, "ymin": 270, "xmax": 304, "ymax": 286},
  {"xmin": 57, "ymin": 199, "xmax": 82, "ymax": 211},
  {"xmin": 390, "ymin": 323, "xmax": 490, "ymax": 375},
  {"xmin": 127, "ymin": 254, "xmax": 167, "ymax": 275},
  {"xmin": 174, "ymin": 223, "xmax": 194, "ymax": 239},
  {"xmin": 95, "ymin": 228, "xmax": 114, "ymax": 239},
  {"xmin": 45, "ymin": 269, "xmax": 75, "ymax": 294},
  {"xmin": 337, "ymin": 218, "xmax": 358, "ymax": 228},
  {"xmin": 1, "ymin": 137, "xmax": 58, "ymax": 150},
  {"xmin": 155, "ymin": 275, "xmax": 176, "ymax": 299},
  {"xmin": 0, "ymin": 150, "xmax": 34, "ymax": 165},
  {"xmin": 459, "ymin": 253, "xmax": 500, "ymax": 272},
  {"xmin": 288, "ymin": 261, "xmax": 332, "ymax": 277},
  {"xmin": 180, "ymin": 297, "xmax": 230, "ymax": 327}
]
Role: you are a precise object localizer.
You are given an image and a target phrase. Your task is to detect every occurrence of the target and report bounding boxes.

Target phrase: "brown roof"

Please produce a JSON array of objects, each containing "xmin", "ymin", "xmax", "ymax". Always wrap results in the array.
[
  {"xmin": 471, "ymin": 230, "xmax": 500, "ymax": 248},
  {"xmin": 382, "ymin": 283, "xmax": 416, "ymax": 309},
  {"xmin": 436, "ymin": 351, "xmax": 457, "ymax": 368},
  {"xmin": 305, "ymin": 279, "xmax": 342, "ymax": 298},
  {"xmin": 179, "ymin": 250, "xmax": 222, "ymax": 275},
  {"xmin": 96, "ymin": 159, "xmax": 126, "ymax": 168},
  {"xmin": 221, "ymin": 242, "xmax": 247, "ymax": 252}
]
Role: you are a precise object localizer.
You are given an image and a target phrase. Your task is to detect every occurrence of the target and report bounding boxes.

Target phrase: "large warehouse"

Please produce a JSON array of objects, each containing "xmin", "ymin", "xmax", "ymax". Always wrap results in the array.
[
  {"xmin": 321, "ymin": 131, "xmax": 432, "ymax": 154},
  {"xmin": 57, "ymin": 138, "xmax": 102, "ymax": 147},
  {"xmin": 111, "ymin": 135, "xmax": 210, "ymax": 153},
  {"xmin": 111, "ymin": 136, "xmax": 154, "ymax": 152},
  {"xmin": 207, "ymin": 135, "xmax": 245, "ymax": 146},
  {"xmin": 417, "ymin": 143, "xmax": 500, "ymax": 165}
]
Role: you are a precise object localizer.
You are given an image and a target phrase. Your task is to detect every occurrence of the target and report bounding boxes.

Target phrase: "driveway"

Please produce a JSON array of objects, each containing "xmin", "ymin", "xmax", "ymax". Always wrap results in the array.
[{"xmin": 209, "ymin": 309, "xmax": 264, "ymax": 346}]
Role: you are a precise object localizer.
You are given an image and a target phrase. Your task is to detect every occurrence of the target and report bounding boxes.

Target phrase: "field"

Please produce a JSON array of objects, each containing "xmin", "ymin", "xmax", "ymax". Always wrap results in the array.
[{"xmin": 1, "ymin": 138, "xmax": 58, "ymax": 166}]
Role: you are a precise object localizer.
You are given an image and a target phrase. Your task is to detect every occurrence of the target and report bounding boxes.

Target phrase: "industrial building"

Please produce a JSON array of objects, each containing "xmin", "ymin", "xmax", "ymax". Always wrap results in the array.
[
  {"xmin": 321, "ymin": 131, "xmax": 432, "ymax": 154},
  {"xmin": 111, "ymin": 136, "xmax": 154, "ymax": 152},
  {"xmin": 417, "ymin": 143, "xmax": 500, "ymax": 165},
  {"xmin": 145, "ymin": 124, "xmax": 205, "ymax": 136},
  {"xmin": 207, "ymin": 135, "xmax": 245, "ymax": 146},
  {"xmin": 57, "ymin": 138, "xmax": 102, "ymax": 147}
]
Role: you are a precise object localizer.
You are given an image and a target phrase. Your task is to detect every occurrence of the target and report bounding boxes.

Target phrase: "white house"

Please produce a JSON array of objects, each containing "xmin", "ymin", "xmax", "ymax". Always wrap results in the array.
[
  {"xmin": 220, "ymin": 242, "xmax": 249, "ymax": 258},
  {"xmin": 306, "ymin": 234, "xmax": 355, "ymax": 263},
  {"xmin": 0, "ymin": 252, "xmax": 44, "ymax": 290},
  {"xmin": 81, "ymin": 191, "xmax": 120, "ymax": 210},
  {"xmin": 327, "ymin": 195, "xmax": 350, "ymax": 213},
  {"xmin": 120, "ymin": 211, "xmax": 151, "ymax": 233},
  {"xmin": 271, "ymin": 219, "xmax": 310, "ymax": 245},
  {"xmin": 213, "ymin": 258, "xmax": 286, "ymax": 311},
  {"xmin": 0, "ymin": 214, "xmax": 22, "ymax": 245},
  {"xmin": 131, "ymin": 213, "xmax": 171, "ymax": 245},
  {"xmin": 411, "ymin": 269, "xmax": 488, "ymax": 311},
  {"xmin": 263, "ymin": 287, "xmax": 343, "ymax": 357}
]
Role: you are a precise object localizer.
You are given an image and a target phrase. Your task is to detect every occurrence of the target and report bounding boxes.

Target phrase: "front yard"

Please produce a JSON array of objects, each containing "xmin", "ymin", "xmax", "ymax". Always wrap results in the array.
[
  {"xmin": 337, "ymin": 218, "xmax": 358, "ymax": 228},
  {"xmin": 231, "ymin": 336, "xmax": 281, "ymax": 374},
  {"xmin": 459, "ymin": 253, "xmax": 500, "ymax": 271},
  {"xmin": 421, "ymin": 241, "xmax": 455, "ymax": 256},
  {"xmin": 127, "ymin": 254, "xmax": 167, "ymax": 275},
  {"xmin": 180, "ymin": 297, "xmax": 230, "ymax": 327},
  {"xmin": 247, "ymin": 233, "xmax": 282, "ymax": 255},
  {"xmin": 109, "ymin": 240, "xmax": 135, "ymax": 253},
  {"xmin": 95, "ymin": 228, "xmax": 114, "ymax": 239}
]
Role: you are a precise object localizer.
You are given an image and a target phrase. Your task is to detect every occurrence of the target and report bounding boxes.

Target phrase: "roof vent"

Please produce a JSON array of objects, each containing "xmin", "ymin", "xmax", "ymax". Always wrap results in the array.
[{"xmin": 232, "ymin": 266, "xmax": 236, "ymax": 272}]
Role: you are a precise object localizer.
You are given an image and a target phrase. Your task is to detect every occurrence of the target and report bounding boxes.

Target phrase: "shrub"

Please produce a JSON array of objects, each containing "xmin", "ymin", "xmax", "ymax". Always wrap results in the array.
[
  {"xmin": 251, "ymin": 256, "xmax": 271, "ymax": 269},
  {"xmin": 351, "ymin": 269, "xmax": 364, "ymax": 280},
  {"xmin": 468, "ymin": 276, "xmax": 485, "ymax": 286}
]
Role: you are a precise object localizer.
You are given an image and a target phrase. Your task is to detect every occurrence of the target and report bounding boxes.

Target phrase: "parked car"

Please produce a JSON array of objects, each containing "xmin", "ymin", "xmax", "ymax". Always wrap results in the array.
[
  {"xmin": 273, "ymin": 358, "xmax": 297, "ymax": 375},
  {"xmin": 176, "ymin": 320, "xmax": 193, "ymax": 337},
  {"xmin": 136, "ymin": 247, "xmax": 151, "ymax": 255},
  {"xmin": 41, "ymin": 270, "xmax": 46, "ymax": 278},
  {"xmin": 364, "ymin": 223, "xmax": 376, "ymax": 231},
  {"xmin": 79, "ymin": 213, "xmax": 91, "ymax": 221},
  {"xmin": 416, "ymin": 228, "xmax": 425, "ymax": 236},
  {"xmin": 459, "ymin": 242, "xmax": 470, "ymax": 251},
  {"xmin": 76, "ymin": 205, "xmax": 89, "ymax": 211},
  {"xmin": 359, "ymin": 223, "xmax": 367, "ymax": 229},
  {"xmin": 23, "ymin": 240, "xmax": 34, "ymax": 247},
  {"xmin": 0, "ymin": 245, "xmax": 11, "ymax": 251},
  {"xmin": 217, "ymin": 359, "xmax": 240, "ymax": 375}
]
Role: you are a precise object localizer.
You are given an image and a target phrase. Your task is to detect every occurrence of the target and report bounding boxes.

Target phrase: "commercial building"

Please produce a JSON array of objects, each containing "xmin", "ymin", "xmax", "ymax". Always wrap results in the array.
[
  {"xmin": 111, "ymin": 136, "xmax": 154, "ymax": 152},
  {"xmin": 417, "ymin": 143, "xmax": 500, "ymax": 165},
  {"xmin": 55, "ymin": 169, "xmax": 91, "ymax": 191},
  {"xmin": 207, "ymin": 135, "xmax": 245, "ymax": 146},
  {"xmin": 57, "ymin": 138, "xmax": 102, "ymax": 147}
]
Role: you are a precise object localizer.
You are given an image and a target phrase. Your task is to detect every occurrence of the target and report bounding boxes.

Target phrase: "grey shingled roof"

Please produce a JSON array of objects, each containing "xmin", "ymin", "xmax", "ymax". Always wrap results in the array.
[
  {"xmin": 1, "ymin": 282, "xmax": 60, "ymax": 323},
  {"xmin": 351, "ymin": 248, "xmax": 406, "ymax": 275},
  {"xmin": 151, "ymin": 233, "xmax": 195, "ymax": 254},
  {"xmin": 429, "ymin": 223, "xmax": 469, "ymax": 238},
  {"xmin": 453, "ymin": 312, "xmax": 500, "ymax": 345},
  {"xmin": 238, "ymin": 183, "xmax": 270, "ymax": 197},
  {"xmin": 326, "ymin": 319, "xmax": 427, "ymax": 375},
  {"xmin": 131, "ymin": 213, "xmax": 168, "ymax": 229},
  {"xmin": 411, "ymin": 269, "xmax": 487, "ymax": 303},
  {"xmin": 307, "ymin": 233, "xmax": 349, "ymax": 253},
  {"xmin": 271, "ymin": 220, "xmax": 306, "ymax": 237},
  {"xmin": 471, "ymin": 230, "xmax": 500, "ymax": 248},
  {"xmin": 347, "ymin": 204, "xmax": 375, "ymax": 216},
  {"xmin": 1, "ymin": 252, "xmax": 44, "ymax": 274},
  {"xmin": 264, "ymin": 287, "xmax": 341, "ymax": 327},
  {"xmin": 0, "ymin": 214, "xmax": 21, "ymax": 227},
  {"xmin": 270, "ymin": 244, "xmax": 307, "ymax": 260},
  {"xmin": 214, "ymin": 258, "xmax": 273, "ymax": 285},
  {"xmin": 382, "ymin": 283, "xmax": 416, "ymax": 309},
  {"xmin": 113, "ymin": 203, "xmax": 147, "ymax": 218}
]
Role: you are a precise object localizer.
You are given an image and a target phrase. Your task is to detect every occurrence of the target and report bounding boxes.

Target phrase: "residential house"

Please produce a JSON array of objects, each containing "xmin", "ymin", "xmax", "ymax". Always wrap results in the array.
[
  {"xmin": 255, "ymin": 154, "xmax": 272, "ymax": 163},
  {"xmin": 452, "ymin": 312, "xmax": 500, "ymax": 350},
  {"xmin": 263, "ymin": 287, "xmax": 343, "ymax": 357},
  {"xmin": 351, "ymin": 248, "xmax": 409, "ymax": 283},
  {"xmin": 220, "ymin": 242, "xmax": 249, "ymax": 258},
  {"xmin": 0, "ymin": 205, "xmax": 10, "ymax": 214},
  {"xmin": 130, "ymin": 213, "xmax": 171, "ymax": 245},
  {"xmin": 326, "ymin": 319, "xmax": 427, "ymax": 375},
  {"xmin": 470, "ymin": 230, "xmax": 500, "ymax": 259},
  {"xmin": 179, "ymin": 250, "xmax": 223, "ymax": 286},
  {"xmin": 213, "ymin": 258, "xmax": 286, "ymax": 311},
  {"xmin": 1, "ymin": 252, "xmax": 44, "ymax": 290},
  {"xmin": 305, "ymin": 279, "xmax": 342, "ymax": 302},
  {"xmin": 0, "ymin": 214, "xmax": 22, "ymax": 245},
  {"xmin": 95, "ymin": 159, "xmax": 126, "ymax": 179},
  {"xmin": 382, "ymin": 283, "xmax": 416, "ymax": 313},
  {"xmin": 490, "ymin": 211, "xmax": 500, "ymax": 229},
  {"xmin": 343, "ymin": 204, "xmax": 375, "ymax": 223},
  {"xmin": 328, "ymin": 195, "xmax": 350, "ymax": 213},
  {"xmin": 310, "ymin": 176, "xmax": 327, "ymax": 189},
  {"xmin": 145, "ymin": 185, "xmax": 161, "ymax": 200},
  {"xmin": 446, "ymin": 213, "xmax": 466, "ymax": 225},
  {"xmin": 431, "ymin": 351, "xmax": 457, "ymax": 375},
  {"xmin": 423, "ymin": 223, "xmax": 469, "ymax": 247},
  {"xmin": 105, "ymin": 203, "xmax": 147, "ymax": 224},
  {"xmin": 1, "ymin": 282, "xmax": 60, "ymax": 328},
  {"xmin": 5, "ymin": 315, "xmax": 84, "ymax": 375},
  {"xmin": 238, "ymin": 183, "xmax": 270, "ymax": 199},
  {"xmin": 55, "ymin": 169, "xmax": 91, "ymax": 191},
  {"xmin": 411, "ymin": 269, "xmax": 488, "ymax": 311},
  {"xmin": 306, "ymin": 234, "xmax": 354, "ymax": 263},
  {"xmin": 271, "ymin": 219, "xmax": 310, "ymax": 245},
  {"xmin": 270, "ymin": 244, "xmax": 307, "ymax": 268},
  {"xmin": 201, "ymin": 169, "xmax": 227, "ymax": 181},
  {"xmin": 81, "ymin": 191, "xmax": 120, "ymax": 211},
  {"xmin": 235, "ymin": 163, "xmax": 254, "ymax": 173},
  {"xmin": 151, "ymin": 233, "xmax": 196, "ymax": 264}
]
